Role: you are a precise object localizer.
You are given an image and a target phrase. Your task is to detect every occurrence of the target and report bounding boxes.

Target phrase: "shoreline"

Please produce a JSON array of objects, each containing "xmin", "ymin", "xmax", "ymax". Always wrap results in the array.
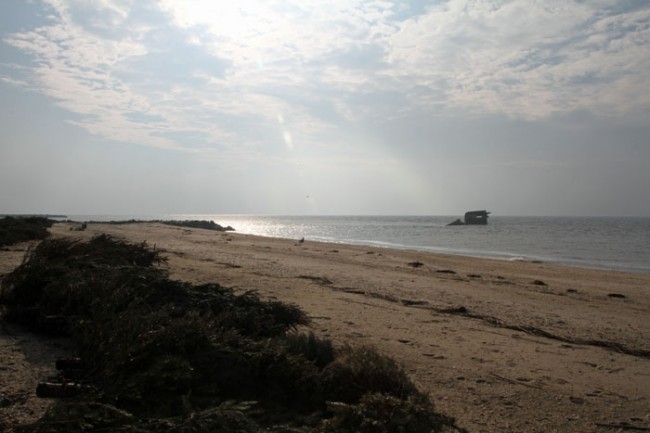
[
  {"xmin": 57, "ymin": 215, "xmax": 650, "ymax": 275},
  {"xmin": 282, "ymin": 236, "xmax": 650, "ymax": 275},
  {"xmin": 3, "ymin": 221, "xmax": 650, "ymax": 432}
]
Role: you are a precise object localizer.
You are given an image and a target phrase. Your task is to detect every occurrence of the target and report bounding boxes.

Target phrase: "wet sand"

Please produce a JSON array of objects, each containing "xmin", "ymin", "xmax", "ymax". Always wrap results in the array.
[{"xmin": 2, "ymin": 222, "xmax": 650, "ymax": 432}]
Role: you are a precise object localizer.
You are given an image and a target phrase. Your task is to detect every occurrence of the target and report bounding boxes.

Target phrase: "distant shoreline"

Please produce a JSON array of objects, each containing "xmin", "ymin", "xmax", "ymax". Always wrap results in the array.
[
  {"xmin": 40, "ymin": 214, "xmax": 650, "ymax": 275},
  {"xmin": 0, "ymin": 214, "xmax": 68, "ymax": 219}
]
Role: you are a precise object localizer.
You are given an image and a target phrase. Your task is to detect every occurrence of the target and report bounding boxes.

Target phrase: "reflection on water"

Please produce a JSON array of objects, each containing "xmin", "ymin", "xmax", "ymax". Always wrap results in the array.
[
  {"xmin": 66, "ymin": 214, "xmax": 650, "ymax": 273},
  {"xmin": 204, "ymin": 215, "xmax": 650, "ymax": 274}
]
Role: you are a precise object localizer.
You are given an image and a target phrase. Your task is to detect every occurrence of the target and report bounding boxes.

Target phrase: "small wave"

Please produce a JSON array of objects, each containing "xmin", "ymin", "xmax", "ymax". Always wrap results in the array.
[{"xmin": 508, "ymin": 256, "xmax": 528, "ymax": 262}]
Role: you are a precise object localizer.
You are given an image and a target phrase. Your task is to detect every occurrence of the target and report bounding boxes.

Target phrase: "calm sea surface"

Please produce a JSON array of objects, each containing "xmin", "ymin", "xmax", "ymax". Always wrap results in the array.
[{"xmin": 66, "ymin": 215, "xmax": 650, "ymax": 274}]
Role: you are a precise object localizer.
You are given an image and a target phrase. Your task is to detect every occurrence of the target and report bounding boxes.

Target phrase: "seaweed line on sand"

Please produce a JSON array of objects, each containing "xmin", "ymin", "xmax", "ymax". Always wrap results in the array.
[{"xmin": 299, "ymin": 275, "xmax": 650, "ymax": 360}]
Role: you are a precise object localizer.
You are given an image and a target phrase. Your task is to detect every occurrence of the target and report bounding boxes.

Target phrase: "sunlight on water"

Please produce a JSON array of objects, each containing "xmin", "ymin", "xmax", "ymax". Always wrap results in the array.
[
  {"xmin": 67, "ymin": 214, "xmax": 650, "ymax": 274},
  {"xmin": 202, "ymin": 215, "xmax": 650, "ymax": 274}
]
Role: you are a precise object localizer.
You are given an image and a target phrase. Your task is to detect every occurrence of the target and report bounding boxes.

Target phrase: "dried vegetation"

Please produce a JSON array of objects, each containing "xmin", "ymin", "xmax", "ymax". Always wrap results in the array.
[
  {"xmin": 0, "ymin": 234, "xmax": 462, "ymax": 432},
  {"xmin": 0, "ymin": 217, "xmax": 54, "ymax": 247}
]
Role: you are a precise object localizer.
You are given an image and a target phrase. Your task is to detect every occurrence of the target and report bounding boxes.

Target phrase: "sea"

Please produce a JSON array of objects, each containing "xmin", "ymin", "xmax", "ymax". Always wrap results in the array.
[{"xmin": 62, "ymin": 215, "xmax": 650, "ymax": 274}]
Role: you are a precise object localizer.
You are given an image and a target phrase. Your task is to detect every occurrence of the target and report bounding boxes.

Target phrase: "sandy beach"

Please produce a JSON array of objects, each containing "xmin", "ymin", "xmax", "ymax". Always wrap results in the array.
[{"xmin": 2, "ymin": 221, "xmax": 650, "ymax": 433}]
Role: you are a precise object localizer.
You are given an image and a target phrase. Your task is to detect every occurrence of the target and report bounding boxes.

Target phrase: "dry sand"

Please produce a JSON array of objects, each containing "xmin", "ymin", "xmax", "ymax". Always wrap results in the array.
[{"xmin": 2, "ymin": 221, "xmax": 650, "ymax": 432}]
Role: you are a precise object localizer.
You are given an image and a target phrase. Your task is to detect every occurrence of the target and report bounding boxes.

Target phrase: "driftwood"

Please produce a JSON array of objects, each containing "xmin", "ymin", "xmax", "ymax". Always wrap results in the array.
[
  {"xmin": 36, "ymin": 382, "xmax": 90, "ymax": 398},
  {"xmin": 36, "ymin": 358, "xmax": 89, "ymax": 398}
]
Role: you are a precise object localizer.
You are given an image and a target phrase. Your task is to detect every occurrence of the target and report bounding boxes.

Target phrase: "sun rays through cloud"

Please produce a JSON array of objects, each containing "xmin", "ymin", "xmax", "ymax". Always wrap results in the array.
[{"xmin": 1, "ymin": 0, "xmax": 650, "ymax": 215}]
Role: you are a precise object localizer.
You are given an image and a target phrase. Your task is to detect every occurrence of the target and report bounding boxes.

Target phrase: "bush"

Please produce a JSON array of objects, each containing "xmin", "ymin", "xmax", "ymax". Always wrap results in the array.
[
  {"xmin": 0, "ymin": 235, "xmax": 167, "ymax": 333},
  {"xmin": 1, "ymin": 235, "xmax": 461, "ymax": 432},
  {"xmin": 321, "ymin": 345, "xmax": 420, "ymax": 403},
  {"xmin": 0, "ymin": 216, "xmax": 53, "ymax": 247},
  {"xmin": 316, "ymin": 393, "xmax": 460, "ymax": 433},
  {"xmin": 282, "ymin": 332, "xmax": 336, "ymax": 369},
  {"xmin": 18, "ymin": 402, "xmax": 260, "ymax": 433}
]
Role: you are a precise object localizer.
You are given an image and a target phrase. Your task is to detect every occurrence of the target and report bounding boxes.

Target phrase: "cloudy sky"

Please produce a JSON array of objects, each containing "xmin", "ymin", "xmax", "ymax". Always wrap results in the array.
[{"xmin": 1, "ymin": 0, "xmax": 649, "ymax": 216}]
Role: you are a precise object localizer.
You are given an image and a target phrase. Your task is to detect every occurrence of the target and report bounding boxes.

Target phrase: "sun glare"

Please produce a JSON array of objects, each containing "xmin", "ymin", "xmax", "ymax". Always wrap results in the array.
[{"xmin": 163, "ymin": 1, "xmax": 263, "ymax": 39}]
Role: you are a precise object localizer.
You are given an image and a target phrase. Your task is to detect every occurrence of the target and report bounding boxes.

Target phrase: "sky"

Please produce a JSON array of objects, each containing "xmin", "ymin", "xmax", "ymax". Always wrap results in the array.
[{"xmin": 1, "ymin": 0, "xmax": 649, "ymax": 217}]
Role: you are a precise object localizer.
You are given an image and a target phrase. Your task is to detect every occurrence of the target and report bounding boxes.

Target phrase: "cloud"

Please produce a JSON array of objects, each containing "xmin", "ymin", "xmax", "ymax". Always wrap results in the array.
[
  {"xmin": 387, "ymin": 0, "xmax": 650, "ymax": 119},
  {"xmin": 2, "ymin": 0, "xmax": 649, "ymax": 163}
]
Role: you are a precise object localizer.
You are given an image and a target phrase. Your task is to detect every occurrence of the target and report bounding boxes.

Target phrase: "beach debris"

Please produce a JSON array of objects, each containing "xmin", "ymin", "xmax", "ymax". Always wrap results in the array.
[
  {"xmin": 489, "ymin": 373, "xmax": 544, "ymax": 390},
  {"xmin": 532, "ymin": 279, "xmax": 547, "ymax": 286},
  {"xmin": 36, "ymin": 382, "xmax": 91, "ymax": 399},
  {"xmin": 408, "ymin": 261, "xmax": 424, "ymax": 268},
  {"xmin": 594, "ymin": 423, "xmax": 650, "ymax": 431},
  {"xmin": 441, "ymin": 306, "xmax": 469, "ymax": 315},
  {"xmin": 569, "ymin": 396, "xmax": 585, "ymax": 405},
  {"xmin": 607, "ymin": 293, "xmax": 626, "ymax": 299},
  {"xmin": 421, "ymin": 353, "xmax": 446, "ymax": 359},
  {"xmin": 436, "ymin": 269, "xmax": 457, "ymax": 274},
  {"xmin": 401, "ymin": 299, "xmax": 428, "ymax": 306},
  {"xmin": 298, "ymin": 275, "xmax": 333, "ymax": 285}
]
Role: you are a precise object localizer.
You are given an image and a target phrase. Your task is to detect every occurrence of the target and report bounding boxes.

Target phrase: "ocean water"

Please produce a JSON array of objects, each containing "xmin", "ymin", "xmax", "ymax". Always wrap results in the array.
[{"xmin": 65, "ymin": 215, "xmax": 650, "ymax": 274}]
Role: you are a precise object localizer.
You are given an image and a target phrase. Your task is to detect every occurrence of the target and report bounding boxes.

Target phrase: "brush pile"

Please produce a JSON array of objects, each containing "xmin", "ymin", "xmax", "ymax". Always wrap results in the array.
[{"xmin": 0, "ymin": 235, "xmax": 462, "ymax": 432}]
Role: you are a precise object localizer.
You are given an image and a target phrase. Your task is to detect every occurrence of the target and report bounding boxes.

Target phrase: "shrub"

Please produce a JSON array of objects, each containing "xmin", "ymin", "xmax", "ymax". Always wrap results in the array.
[
  {"xmin": 1, "ymin": 235, "xmax": 462, "ymax": 432},
  {"xmin": 0, "ymin": 235, "xmax": 167, "ymax": 333},
  {"xmin": 316, "ymin": 393, "xmax": 460, "ymax": 433},
  {"xmin": 321, "ymin": 345, "xmax": 421, "ymax": 404},
  {"xmin": 0, "ymin": 216, "xmax": 53, "ymax": 247},
  {"xmin": 282, "ymin": 332, "xmax": 336, "ymax": 369}
]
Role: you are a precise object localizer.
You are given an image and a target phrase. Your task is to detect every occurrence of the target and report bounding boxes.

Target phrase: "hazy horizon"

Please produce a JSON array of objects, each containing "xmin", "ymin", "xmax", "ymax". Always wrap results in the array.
[
  {"xmin": 3, "ymin": 212, "xmax": 650, "ymax": 219},
  {"xmin": 2, "ymin": 1, "xmax": 649, "ymax": 217}
]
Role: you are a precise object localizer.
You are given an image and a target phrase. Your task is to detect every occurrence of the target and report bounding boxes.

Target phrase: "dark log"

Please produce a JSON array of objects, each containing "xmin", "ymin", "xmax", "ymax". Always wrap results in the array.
[{"xmin": 36, "ymin": 382, "xmax": 89, "ymax": 398}]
